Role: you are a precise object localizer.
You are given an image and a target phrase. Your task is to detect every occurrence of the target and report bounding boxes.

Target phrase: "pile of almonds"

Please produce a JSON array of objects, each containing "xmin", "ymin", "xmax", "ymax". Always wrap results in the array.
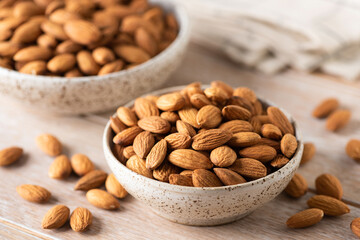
[
  {"xmin": 0, "ymin": 0, "xmax": 178, "ymax": 76},
  {"xmin": 110, "ymin": 81, "xmax": 299, "ymax": 187}
]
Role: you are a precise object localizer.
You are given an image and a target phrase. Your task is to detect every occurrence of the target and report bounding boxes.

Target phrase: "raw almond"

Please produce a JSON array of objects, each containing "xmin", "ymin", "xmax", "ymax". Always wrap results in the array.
[
  {"xmin": 47, "ymin": 53, "xmax": 76, "ymax": 73},
  {"xmin": 16, "ymin": 184, "xmax": 51, "ymax": 203},
  {"xmin": 192, "ymin": 169, "xmax": 223, "ymax": 187},
  {"xmin": 211, "ymin": 81, "xmax": 233, "ymax": 97},
  {"xmin": 110, "ymin": 116, "xmax": 127, "ymax": 134},
  {"xmin": 326, "ymin": 109, "xmax": 351, "ymax": 131},
  {"xmin": 164, "ymin": 133, "xmax": 192, "ymax": 149},
  {"xmin": 261, "ymin": 124, "xmax": 282, "ymax": 140},
  {"xmin": 133, "ymin": 131, "xmax": 155, "ymax": 158},
  {"xmin": 213, "ymin": 168, "xmax": 246, "ymax": 186},
  {"xmin": 74, "ymin": 170, "xmax": 108, "ymax": 191},
  {"xmin": 270, "ymin": 154, "xmax": 289, "ymax": 168},
  {"xmin": 37, "ymin": 34, "xmax": 58, "ymax": 48},
  {"xmin": 286, "ymin": 208, "xmax": 324, "ymax": 229},
  {"xmin": 315, "ymin": 173, "xmax": 343, "ymax": 200},
  {"xmin": 112, "ymin": 144, "xmax": 126, "ymax": 164},
  {"xmin": 98, "ymin": 60, "xmax": 124, "ymax": 75},
  {"xmin": 117, "ymin": 106, "xmax": 138, "ymax": 126},
  {"xmin": 190, "ymin": 93, "xmax": 212, "ymax": 109},
  {"xmin": 138, "ymin": 116, "xmax": 171, "ymax": 134},
  {"xmin": 0, "ymin": 146, "xmax": 23, "ymax": 166},
  {"xmin": 48, "ymin": 155, "xmax": 72, "ymax": 179},
  {"xmin": 145, "ymin": 139, "xmax": 167, "ymax": 169},
  {"xmin": 256, "ymin": 138, "xmax": 281, "ymax": 152},
  {"xmin": 204, "ymin": 87, "xmax": 229, "ymax": 106},
  {"xmin": 210, "ymin": 146, "xmax": 237, "ymax": 167},
  {"xmin": 178, "ymin": 107, "xmax": 200, "ymax": 128},
  {"xmin": 169, "ymin": 174, "xmax": 193, "ymax": 186},
  {"xmin": 346, "ymin": 139, "xmax": 360, "ymax": 162},
  {"xmin": 160, "ymin": 112, "xmax": 180, "ymax": 124},
  {"xmin": 50, "ymin": 9, "xmax": 80, "ymax": 24},
  {"xmin": 56, "ymin": 40, "xmax": 82, "ymax": 54},
  {"xmin": 65, "ymin": 68, "xmax": 83, "ymax": 77},
  {"xmin": 176, "ymin": 120, "xmax": 196, "ymax": 137},
  {"xmin": 250, "ymin": 116, "xmax": 262, "ymax": 134},
  {"xmin": 219, "ymin": 120, "xmax": 254, "ymax": 134},
  {"xmin": 196, "ymin": 105, "xmax": 222, "ymax": 129},
  {"xmin": 134, "ymin": 98, "xmax": 159, "ymax": 119},
  {"xmin": 153, "ymin": 160, "xmax": 180, "ymax": 182},
  {"xmin": 19, "ymin": 61, "xmax": 47, "ymax": 75},
  {"xmin": 307, "ymin": 195, "xmax": 350, "ymax": 216},
  {"xmin": 71, "ymin": 153, "xmax": 94, "ymax": 176},
  {"xmin": 14, "ymin": 46, "xmax": 53, "ymax": 62},
  {"xmin": 64, "ymin": 19, "xmax": 101, "ymax": 45},
  {"xmin": 238, "ymin": 145, "xmax": 277, "ymax": 163},
  {"xmin": 41, "ymin": 20, "xmax": 69, "ymax": 40},
  {"xmin": 280, "ymin": 134, "xmax": 298, "ymax": 158},
  {"xmin": 92, "ymin": 47, "xmax": 115, "ymax": 65},
  {"xmin": 135, "ymin": 27, "xmax": 157, "ymax": 56},
  {"xmin": 267, "ymin": 106, "xmax": 294, "ymax": 135},
  {"xmin": 233, "ymin": 87, "xmax": 257, "ymax": 103},
  {"xmin": 301, "ymin": 142, "xmax": 316, "ymax": 165},
  {"xmin": 11, "ymin": 20, "xmax": 42, "ymax": 43},
  {"xmin": 86, "ymin": 189, "xmax": 120, "ymax": 210},
  {"xmin": 312, "ymin": 98, "xmax": 339, "ymax": 118},
  {"xmin": 351, "ymin": 218, "xmax": 360, "ymax": 238},
  {"xmin": 76, "ymin": 50, "xmax": 100, "ymax": 75},
  {"xmin": 284, "ymin": 173, "xmax": 308, "ymax": 198},
  {"xmin": 192, "ymin": 129, "xmax": 232, "ymax": 151},
  {"xmin": 156, "ymin": 92, "xmax": 185, "ymax": 112},
  {"xmin": 229, "ymin": 158, "xmax": 267, "ymax": 180},
  {"xmin": 180, "ymin": 170, "xmax": 193, "ymax": 177},
  {"xmin": 168, "ymin": 149, "xmax": 213, "ymax": 170},
  {"xmin": 113, "ymin": 126, "xmax": 143, "ymax": 146},
  {"xmin": 126, "ymin": 155, "xmax": 153, "ymax": 178},
  {"xmin": 70, "ymin": 207, "xmax": 92, "ymax": 232},
  {"xmin": 227, "ymin": 96, "xmax": 255, "ymax": 114},
  {"xmin": 222, "ymin": 105, "xmax": 251, "ymax": 121},
  {"xmin": 123, "ymin": 146, "xmax": 135, "ymax": 159},
  {"xmin": 105, "ymin": 173, "xmax": 128, "ymax": 198},
  {"xmin": 228, "ymin": 132, "xmax": 261, "ymax": 147},
  {"xmin": 13, "ymin": 2, "xmax": 42, "ymax": 18},
  {"xmin": 36, "ymin": 133, "xmax": 62, "ymax": 156},
  {"xmin": 42, "ymin": 205, "xmax": 70, "ymax": 229},
  {"xmin": 114, "ymin": 45, "xmax": 150, "ymax": 64}
]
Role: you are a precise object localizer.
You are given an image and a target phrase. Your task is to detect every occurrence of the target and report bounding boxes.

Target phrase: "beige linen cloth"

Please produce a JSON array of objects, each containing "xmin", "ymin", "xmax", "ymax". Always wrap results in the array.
[{"xmin": 172, "ymin": 0, "xmax": 360, "ymax": 81}]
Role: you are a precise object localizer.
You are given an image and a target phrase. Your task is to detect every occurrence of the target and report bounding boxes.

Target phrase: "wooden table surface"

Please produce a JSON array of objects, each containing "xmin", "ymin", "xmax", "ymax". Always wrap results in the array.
[{"xmin": 1, "ymin": 43, "xmax": 360, "ymax": 240}]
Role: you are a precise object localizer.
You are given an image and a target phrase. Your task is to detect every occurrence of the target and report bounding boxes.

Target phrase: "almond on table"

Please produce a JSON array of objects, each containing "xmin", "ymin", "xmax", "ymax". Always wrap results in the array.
[{"xmin": 0, "ymin": 146, "xmax": 23, "ymax": 166}]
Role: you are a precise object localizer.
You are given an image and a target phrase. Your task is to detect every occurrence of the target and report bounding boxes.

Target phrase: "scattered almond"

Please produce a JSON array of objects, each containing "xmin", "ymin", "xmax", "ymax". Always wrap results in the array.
[
  {"xmin": 315, "ymin": 173, "xmax": 343, "ymax": 200},
  {"xmin": 326, "ymin": 109, "xmax": 351, "ymax": 131},
  {"xmin": 16, "ymin": 184, "xmax": 51, "ymax": 203},
  {"xmin": 346, "ymin": 139, "xmax": 360, "ymax": 163},
  {"xmin": 105, "ymin": 173, "xmax": 128, "ymax": 198},
  {"xmin": 36, "ymin": 133, "xmax": 62, "ymax": 156},
  {"xmin": 71, "ymin": 153, "xmax": 94, "ymax": 176},
  {"xmin": 307, "ymin": 195, "xmax": 350, "ymax": 216},
  {"xmin": 49, "ymin": 155, "xmax": 72, "ymax": 179},
  {"xmin": 74, "ymin": 170, "xmax": 108, "ymax": 191},
  {"xmin": 86, "ymin": 189, "xmax": 120, "ymax": 210},
  {"xmin": 42, "ymin": 205, "xmax": 70, "ymax": 229},
  {"xmin": 351, "ymin": 218, "xmax": 360, "ymax": 238},
  {"xmin": 70, "ymin": 207, "xmax": 92, "ymax": 232},
  {"xmin": 312, "ymin": 98, "xmax": 339, "ymax": 118},
  {"xmin": 0, "ymin": 146, "xmax": 23, "ymax": 166},
  {"xmin": 286, "ymin": 208, "xmax": 324, "ymax": 229},
  {"xmin": 301, "ymin": 142, "xmax": 316, "ymax": 165},
  {"xmin": 284, "ymin": 173, "xmax": 308, "ymax": 198}
]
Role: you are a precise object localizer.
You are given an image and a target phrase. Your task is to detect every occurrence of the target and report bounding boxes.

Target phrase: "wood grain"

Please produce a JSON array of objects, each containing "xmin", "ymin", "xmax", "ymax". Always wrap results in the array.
[{"xmin": 0, "ymin": 42, "xmax": 359, "ymax": 239}]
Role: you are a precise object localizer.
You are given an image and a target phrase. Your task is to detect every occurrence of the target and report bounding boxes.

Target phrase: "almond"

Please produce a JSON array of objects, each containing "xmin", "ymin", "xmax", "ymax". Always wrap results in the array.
[
  {"xmin": 16, "ymin": 184, "xmax": 51, "ymax": 203},
  {"xmin": 153, "ymin": 160, "xmax": 180, "ymax": 182},
  {"xmin": 176, "ymin": 120, "xmax": 196, "ymax": 137},
  {"xmin": 256, "ymin": 138, "xmax": 281, "ymax": 152},
  {"xmin": 47, "ymin": 53, "xmax": 76, "ymax": 73},
  {"xmin": 219, "ymin": 120, "xmax": 254, "ymax": 134},
  {"xmin": 228, "ymin": 132, "xmax": 261, "ymax": 147},
  {"xmin": 211, "ymin": 81, "xmax": 233, "ymax": 97},
  {"xmin": 267, "ymin": 106, "xmax": 294, "ymax": 135},
  {"xmin": 192, "ymin": 169, "xmax": 223, "ymax": 187},
  {"xmin": 160, "ymin": 111, "xmax": 180, "ymax": 124},
  {"xmin": 210, "ymin": 146, "xmax": 237, "ymax": 167},
  {"xmin": 270, "ymin": 154, "xmax": 289, "ymax": 168},
  {"xmin": 280, "ymin": 134, "xmax": 298, "ymax": 158},
  {"xmin": 222, "ymin": 105, "xmax": 251, "ymax": 121},
  {"xmin": 65, "ymin": 68, "xmax": 83, "ymax": 77},
  {"xmin": 114, "ymin": 45, "xmax": 150, "ymax": 64},
  {"xmin": 164, "ymin": 133, "xmax": 192, "ymax": 149},
  {"xmin": 312, "ymin": 98, "xmax": 339, "ymax": 118},
  {"xmin": 284, "ymin": 173, "xmax": 308, "ymax": 198},
  {"xmin": 92, "ymin": 47, "xmax": 115, "ymax": 65},
  {"xmin": 64, "ymin": 19, "xmax": 101, "ymax": 45},
  {"xmin": 56, "ymin": 40, "xmax": 82, "ymax": 54},
  {"xmin": 45, "ymin": 1, "xmax": 65, "ymax": 15},
  {"xmin": 112, "ymin": 144, "xmax": 126, "ymax": 164},
  {"xmin": 37, "ymin": 34, "xmax": 58, "ymax": 48},
  {"xmin": 105, "ymin": 173, "xmax": 128, "ymax": 198},
  {"xmin": 307, "ymin": 195, "xmax": 350, "ymax": 216},
  {"xmin": 117, "ymin": 106, "xmax": 138, "ymax": 126},
  {"xmin": 42, "ymin": 205, "xmax": 70, "ymax": 229},
  {"xmin": 192, "ymin": 129, "xmax": 232, "ymax": 151},
  {"xmin": 204, "ymin": 87, "xmax": 229, "ymax": 106},
  {"xmin": 0, "ymin": 146, "xmax": 23, "ymax": 166},
  {"xmin": 253, "ymin": 100, "xmax": 264, "ymax": 115},
  {"xmin": 14, "ymin": 46, "xmax": 53, "ymax": 62},
  {"xmin": 250, "ymin": 116, "xmax": 262, "ymax": 134},
  {"xmin": 168, "ymin": 149, "xmax": 213, "ymax": 170},
  {"xmin": 178, "ymin": 107, "xmax": 200, "ymax": 128},
  {"xmin": 13, "ymin": 2, "xmax": 42, "ymax": 18},
  {"xmin": 135, "ymin": 27, "xmax": 158, "ymax": 56},
  {"xmin": 41, "ymin": 20, "xmax": 69, "ymax": 40},
  {"xmin": 71, "ymin": 153, "xmax": 94, "ymax": 176},
  {"xmin": 146, "ymin": 139, "xmax": 167, "ymax": 170},
  {"xmin": 98, "ymin": 60, "xmax": 124, "ymax": 75},
  {"xmin": 261, "ymin": 124, "xmax": 282, "ymax": 140},
  {"xmin": 301, "ymin": 142, "xmax": 316, "ymax": 165},
  {"xmin": 156, "ymin": 92, "xmax": 185, "ymax": 112},
  {"xmin": 11, "ymin": 20, "xmax": 42, "ymax": 43},
  {"xmin": 315, "ymin": 173, "xmax": 343, "ymax": 200},
  {"xmin": 227, "ymin": 96, "xmax": 255, "ymax": 114},
  {"xmin": 48, "ymin": 155, "xmax": 72, "ymax": 179},
  {"xmin": 126, "ymin": 155, "xmax": 153, "ymax": 178},
  {"xmin": 256, "ymin": 115, "xmax": 271, "ymax": 124},
  {"xmin": 286, "ymin": 208, "xmax": 324, "ymax": 229},
  {"xmin": 169, "ymin": 174, "xmax": 193, "ymax": 186},
  {"xmin": 229, "ymin": 158, "xmax": 267, "ymax": 180},
  {"xmin": 133, "ymin": 131, "xmax": 155, "ymax": 158},
  {"xmin": 74, "ymin": 170, "xmax": 108, "ymax": 191},
  {"xmin": 351, "ymin": 218, "xmax": 360, "ymax": 238},
  {"xmin": 19, "ymin": 61, "xmax": 47, "ymax": 75},
  {"xmin": 196, "ymin": 105, "xmax": 222, "ymax": 129},
  {"xmin": 113, "ymin": 126, "xmax": 143, "ymax": 146},
  {"xmin": 213, "ymin": 168, "xmax": 246, "ymax": 186},
  {"xmin": 86, "ymin": 189, "xmax": 120, "ymax": 210},
  {"xmin": 180, "ymin": 170, "xmax": 193, "ymax": 177},
  {"xmin": 238, "ymin": 145, "xmax": 277, "ymax": 163},
  {"xmin": 0, "ymin": 41, "xmax": 20, "ymax": 57},
  {"xmin": 50, "ymin": 9, "xmax": 80, "ymax": 24},
  {"xmin": 346, "ymin": 139, "xmax": 360, "ymax": 162},
  {"xmin": 70, "ymin": 207, "xmax": 92, "ymax": 232},
  {"xmin": 36, "ymin": 134, "xmax": 62, "ymax": 156},
  {"xmin": 326, "ymin": 109, "xmax": 351, "ymax": 131},
  {"xmin": 233, "ymin": 87, "xmax": 257, "ymax": 103},
  {"xmin": 110, "ymin": 116, "xmax": 127, "ymax": 134},
  {"xmin": 138, "ymin": 116, "xmax": 171, "ymax": 134},
  {"xmin": 190, "ymin": 94, "xmax": 212, "ymax": 109},
  {"xmin": 134, "ymin": 97, "xmax": 160, "ymax": 119},
  {"xmin": 123, "ymin": 146, "xmax": 135, "ymax": 159},
  {"xmin": 76, "ymin": 50, "xmax": 100, "ymax": 75}
]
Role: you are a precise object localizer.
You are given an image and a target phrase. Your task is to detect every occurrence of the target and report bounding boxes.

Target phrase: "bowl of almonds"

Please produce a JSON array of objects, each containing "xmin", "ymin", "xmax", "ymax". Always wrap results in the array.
[
  {"xmin": 103, "ymin": 81, "xmax": 304, "ymax": 226},
  {"xmin": 0, "ymin": 0, "xmax": 190, "ymax": 114}
]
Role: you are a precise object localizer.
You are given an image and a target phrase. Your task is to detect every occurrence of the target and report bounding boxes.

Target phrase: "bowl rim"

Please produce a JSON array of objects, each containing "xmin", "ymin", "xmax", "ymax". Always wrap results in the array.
[
  {"xmin": 103, "ymin": 85, "xmax": 303, "ymax": 193},
  {"xmin": 0, "ymin": 0, "xmax": 190, "ymax": 83}
]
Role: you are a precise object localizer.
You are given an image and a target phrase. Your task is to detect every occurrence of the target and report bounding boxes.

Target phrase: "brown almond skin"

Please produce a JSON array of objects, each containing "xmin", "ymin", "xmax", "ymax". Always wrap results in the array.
[
  {"xmin": 0, "ymin": 146, "xmax": 23, "ymax": 166},
  {"xmin": 71, "ymin": 153, "xmax": 94, "ymax": 176},
  {"xmin": 169, "ymin": 174, "xmax": 193, "ymax": 186},
  {"xmin": 156, "ymin": 92, "xmax": 185, "ymax": 112},
  {"xmin": 228, "ymin": 132, "xmax": 261, "ymax": 148},
  {"xmin": 301, "ymin": 142, "xmax": 316, "ymax": 165},
  {"xmin": 134, "ymin": 98, "xmax": 160, "ymax": 119},
  {"xmin": 117, "ymin": 106, "xmax": 138, "ymax": 127},
  {"xmin": 47, "ymin": 53, "xmax": 76, "ymax": 73},
  {"xmin": 270, "ymin": 154, "xmax": 289, "ymax": 168},
  {"xmin": 204, "ymin": 87, "xmax": 229, "ymax": 105},
  {"xmin": 160, "ymin": 111, "xmax": 180, "ymax": 124},
  {"xmin": 211, "ymin": 81, "xmax": 233, "ymax": 97},
  {"xmin": 229, "ymin": 158, "xmax": 267, "ymax": 180},
  {"xmin": 113, "ymin": 126, "xmax": 143, "ymax": 146},
  {"xmin": 261, "ymin": 124, "xmax": 282, "ymax": 140},
  {"xmin": 233, "ymin": 87, "xmax": 257, "ymax": 103},
  {"xmin": 105, "ymin": 174, "xmax": 128, "ymax": 199},
  {"xmin": 126, "ymin": 155, "xmax": 153, "ymax": 178},
  {"xmin": 98, "ymin": 60, "xmax": 124, "ymax": 75},
  {"xmin": 351, "ymin": 218, "xmax": 360, "ymax": 238},
  {"xmin": 168, "ymin": 149, "xmax": 213, "ymax": 170},
  {"xmin": 138, "ymin": 116, "xmax": 171, "ymax": 134},
  {"xmin": 13, "ymin": 46, "xmax": 53, "ymax": 62},
  {"xmin": 196, "ymin": 105, "xmax": 222, "ymax": 129},
  {"xmin": 165, "ymin": 133, "xmax": 192, "ymax": 150},
  {"xmin": 110, "ymin": 116, "xmax": 127, "ymax": 134},
  {"xmin": 176, "ymin": 120, "xmax": 196, "ymax": 137},
  {"xmin": 92, "ymin": 47, "xmax": 115, "ymax": 65},
  {"xmin": 219, "ymin": 120, "xmax": 254, "ymax": 134},
  {"xmin": 267, "ymin": 106, "xmax": 294, "ymax": 135},
  {"xmin": 42, "ymin": 205, "xmax": 70, "ymax": 229},
  {"xmin": 312, "ymin": 98, "xmax": 339, "ymax": 118},
  {"xmin": 19, "ymin": 61, "xmax": 47, "ymax": 75},
  {"xmin": 133, "ymin": 131, "xmax": 155, "ymax": 158},
  {"xmin": 178, "ymin": 107, "xmax": 200, "ymax": 129},
  {"xmin": 74, "ymin": 170, "xmax": 108, "ymax": 191},
  {"xmin": 86, "ymin": 189, "xmax": 120, "ymax": 210},
  {"xmin": 146, "ymin": 139, "xmax": 167, "ymax": 170},
  {"xmin": 135, "ymin": 27, "xmax": 158, "ymax": 57},
  {"xmin": 213, "ymin": 168, "xmax": 246, "ymax": 186},
  {"xmin": 346, "ymin": 139, "xmax": 360, "ymax": 162},
  {"xmin": 192, "ymin": 129, "xmax": 233, "ymax": 151},
  {"xmin": 238, "ymin": 145, "xmax": 277, "ymax": 163},
  {"xmin": 286, "ymin": 208, "xmax": 324, "ymax": 229},
  {"xmin": 114, "ymin": 45, "xmax": 150, "ymax": 64},
  {"xmin": 64, "ymin": 19, "xmax": 101, "ymax": 45},
  {"xmin": 49, "ymin": 155, "xmax": 72, "ymax": 179},
  {"xmin": 307, "ymin": 195, "xmax": 350, "ymax": 216},
  {"xmin": 284, "ymin": 173, "xmax": 308, "ymax": 198},
  {"xmin": 36, "ymin": 134, "xmax": 62, "ymax": 157},
  {"xmin": 16, "ymin": 184, "xmax": 51, "ymax": 203},
  {"xmin": 192, "ymin": 169, "xmax": 223, "ymax": 187},
  {"xmin": 222, "ymin": 105, "xmax": 252, "ymax": 121},
  {"xmin": 190, "ymin": 94, "xmax": 212, "ymax": 109},
  {"xmin": 70, "ymin": 207, "xmax": 93, "ymax": 232},
  {"xmin": 280, "ymin": 134, "xmax": 298, "ymax": 158},
  {"xmin": 153, "ymin": 161, "xmax": 180, "ymax": 182},
  {"xmin": 123, "ymin": 146, "xmax": 135, "ymax": 159},
  {"xmin": 326, "ymin": 109, "xmax": 351, "ymax": 131},
  {"xmin": 210, "ymin": 146, "xmax": 237, "ymax": 167},
  {"xmin": 315, "ymin": 173, "xmax": 343, "ymax": 200},
  {"xmin": 77, "ymin": 50, "xmax": 100, "ymax": 75}
]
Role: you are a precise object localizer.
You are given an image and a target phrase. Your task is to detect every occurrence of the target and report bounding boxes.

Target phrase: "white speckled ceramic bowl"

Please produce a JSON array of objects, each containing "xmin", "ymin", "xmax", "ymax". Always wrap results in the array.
[
  {"xmin": 0, "ymin": 0, "xmax": 190, "ymax": 115},
  {"xmin": 103, "ymin": 86, "xmax": 303, "ymax": 226}
]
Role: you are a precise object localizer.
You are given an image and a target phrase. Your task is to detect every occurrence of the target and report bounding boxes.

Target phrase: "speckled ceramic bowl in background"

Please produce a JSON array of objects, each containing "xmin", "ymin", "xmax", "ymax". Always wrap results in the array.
[
  {"xmin": 103, "ymin": 86, "xmax": 304, "ymax": 226},
  {"xmin": 0, "ymin": 0, "xmax": 190, "ymax": 115}
]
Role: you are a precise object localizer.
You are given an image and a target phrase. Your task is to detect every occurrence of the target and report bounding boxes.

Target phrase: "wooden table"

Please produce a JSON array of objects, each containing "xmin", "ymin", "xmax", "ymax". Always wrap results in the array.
[{"xmin": 1, "ymin": 43, "xmax": 360, "ymax": 239}]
